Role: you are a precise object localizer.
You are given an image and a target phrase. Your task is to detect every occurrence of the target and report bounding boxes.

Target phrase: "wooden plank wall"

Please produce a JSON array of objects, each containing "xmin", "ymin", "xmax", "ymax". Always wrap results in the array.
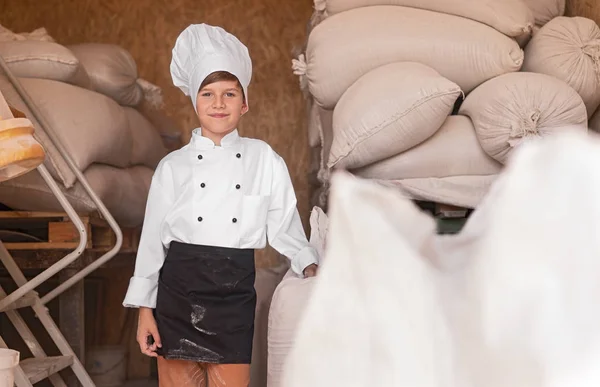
[{"xmin": 566, "ymin": 0, "xmax": 600, "ymax": 21}]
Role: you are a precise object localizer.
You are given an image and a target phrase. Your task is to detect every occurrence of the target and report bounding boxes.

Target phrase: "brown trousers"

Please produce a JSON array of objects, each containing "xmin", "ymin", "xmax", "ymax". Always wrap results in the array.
[{"xmin": 157, "ymin": 357, "xmax": 250, "ymax": 387}]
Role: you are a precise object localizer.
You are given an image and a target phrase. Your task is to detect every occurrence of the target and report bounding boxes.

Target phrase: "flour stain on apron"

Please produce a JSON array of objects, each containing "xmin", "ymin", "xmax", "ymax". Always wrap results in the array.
[
  {"xmin": 191, "ymin": 304, "xmax": 216, "ymax": 336},
  {"xmin": 168, "ymin": 338, "xmax": 223, "ymax": 363}
]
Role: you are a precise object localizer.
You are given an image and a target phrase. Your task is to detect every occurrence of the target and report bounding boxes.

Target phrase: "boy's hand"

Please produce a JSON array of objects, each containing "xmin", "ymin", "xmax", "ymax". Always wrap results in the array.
[
  {"xmin": 303, "ymin": 264, "xmax": 318, "ymax": 278},
  {"xmin": 137, "ymin": 307, "xmax": 162, "ymax": 357}
]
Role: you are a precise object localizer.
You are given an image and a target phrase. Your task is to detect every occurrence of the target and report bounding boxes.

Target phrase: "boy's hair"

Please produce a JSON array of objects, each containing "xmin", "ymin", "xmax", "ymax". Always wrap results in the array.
[{"xmin": 199, "ymin": 71, "xmax": 245, "ymax": 102}]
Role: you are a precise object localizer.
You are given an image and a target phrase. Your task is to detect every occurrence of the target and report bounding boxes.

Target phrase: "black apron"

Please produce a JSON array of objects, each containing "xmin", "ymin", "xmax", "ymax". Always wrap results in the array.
[{"xmin": 154, "ymin": 241, "xmax": 256, "ymax": 364}]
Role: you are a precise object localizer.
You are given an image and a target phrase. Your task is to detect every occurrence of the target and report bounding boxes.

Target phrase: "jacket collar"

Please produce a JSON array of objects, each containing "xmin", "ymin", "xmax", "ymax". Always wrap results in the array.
[{"xmin": 190, "ymin": 128, "xmax": 241, "ymax": 149}]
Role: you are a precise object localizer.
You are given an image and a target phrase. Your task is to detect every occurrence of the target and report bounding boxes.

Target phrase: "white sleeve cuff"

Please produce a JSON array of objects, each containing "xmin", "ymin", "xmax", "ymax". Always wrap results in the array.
[
  {"xmin": 122, "ymin": 276, "xmax": 158, "ymax": 308},
  {"xmin": 290, "ymin": 245, "xmax": 320, "ymax": 278}
]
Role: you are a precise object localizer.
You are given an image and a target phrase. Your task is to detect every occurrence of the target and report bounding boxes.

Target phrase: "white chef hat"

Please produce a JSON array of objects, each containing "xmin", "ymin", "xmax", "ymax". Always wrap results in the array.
[{"xmin": 170, "ymin": 24, "xmax": 252, "ymax": 112}]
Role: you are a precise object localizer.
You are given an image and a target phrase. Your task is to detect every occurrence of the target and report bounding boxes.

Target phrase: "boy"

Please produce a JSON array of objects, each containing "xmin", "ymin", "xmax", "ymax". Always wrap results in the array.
[{"xmin": 123, "ymin": 24, "xmax": 319, "ymax": 387}]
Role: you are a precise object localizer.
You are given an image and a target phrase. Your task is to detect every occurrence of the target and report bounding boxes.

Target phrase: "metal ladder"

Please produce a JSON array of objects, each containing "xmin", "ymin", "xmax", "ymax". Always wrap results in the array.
[{"xmin": 0, "ymin": 54, "xmax": 123, "ymax": 386}]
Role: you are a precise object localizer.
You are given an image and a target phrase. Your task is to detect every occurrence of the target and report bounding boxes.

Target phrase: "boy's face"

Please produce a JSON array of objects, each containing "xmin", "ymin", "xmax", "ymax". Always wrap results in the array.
[{"xmin": 196, "ymin": 80, "xmax": 248, "ymax": 141}]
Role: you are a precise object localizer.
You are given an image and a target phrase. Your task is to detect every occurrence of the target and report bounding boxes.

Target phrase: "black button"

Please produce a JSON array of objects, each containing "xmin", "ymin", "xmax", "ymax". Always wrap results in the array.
[
  {"xmin": 197, "ymin": 216, "xmax": 203, "ymax": 222},
  {"xmin": 197, "ymin": 154, "xmax": 203, "ymax": 160},
  {"xmin": 232, "ymin": 218, "xmax": 237, "ymax": 223},
  {"xmin": 200, "ymin": 183, "xmax": 206, "ymax": 188},
  {"xmin": 236, "ymin": 153, "xmax": 241, "ymax": 158},
  {"xmin": 235, "ymin": 184, "xmax": 241, "ymax": 189}
]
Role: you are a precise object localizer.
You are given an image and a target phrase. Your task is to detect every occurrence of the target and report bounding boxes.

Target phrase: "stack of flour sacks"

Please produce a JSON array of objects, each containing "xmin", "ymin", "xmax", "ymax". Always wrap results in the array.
[
  {"xmin": 280, "ymin": 132, "xmax": 600, "ymax": 387},
  {"xmin": 269, "ymin": 133, "xmax": 600, "ymax": 386},
  {"xmin": 294, "ymin": 0, "xmax": 600, "ymax": 210}
]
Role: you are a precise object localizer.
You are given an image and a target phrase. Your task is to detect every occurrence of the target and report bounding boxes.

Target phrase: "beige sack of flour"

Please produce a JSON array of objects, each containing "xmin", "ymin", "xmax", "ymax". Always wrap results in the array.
[
  {"xmin": 317, "ymin": 0, "xmax": 534, "ymax": 39},
  {"xmin": 318, "ymin": 107, "xmax": 333, "ymax": 179},
  {"xmin": 307, "ymin": 98, "xmax": 321, "ymax": 148},
  {"xmin": 251, "ymin": 262, "xmax": 288, "ymax": 387},
  {"xmin": 267, "ymin": 207, "xmax": 328, "ymax": 387},
  {"xmin": 457, "ymin": 132, "xmax": 600, "ymax": 387},
  {"xmin": 284, "ymin": 131, "xmax": 600, "ymax": 387},
  {"xmin": 136, "ymin": 98, "xmax": 185, "ymax": 152},
  {"xmin": 283, "ymin": 171, "xmax": 453, "ymax": 387},
  {"xmin": 523, "ymin": 17, "xmax": 600, "ymax": 117},
  {"xmin": 354, "ymin": 116, "xmax": 501, "ymax": 180},
  {"xmin": 329, "ymin": 62, "xmax": 461, "ymax": 170},
  {"xmin": 522, "ymin": 0, "xmax": 565, "ymax": 26},
  {"xmin": 300, "ymin": 6, "xmax": 523, "ymax": 109},
  {"xmin": 313, "ymin": 176, "xmax": 497, "ymax": 212},
  {"xmin": 267, "ymin": 272, "xmax": 317, "ymax": 387},
  {"xmin": 124, "ymin": 107, "xmax": 168, "ymax": 169},
  {"xmin": 459, "ymin": 72, "xmax": 587, "ymax": 164},
  {"xmin": 0, "ymin": 76, "xmax": 133, "ymax": 188},
  {"xmin": 377, "ymin": 175, "xmax": 497, "ymax": 209},
  {"xmin": 0, "ymin": 40, "xmax": 82, "ymax": 83},
  {"xmin": 0, "ymin": 164, "xmax": 153, "ymax": 227},
  {"xmin": 68, "ymin": 43, "xmax": 162, "ymax": 108}
]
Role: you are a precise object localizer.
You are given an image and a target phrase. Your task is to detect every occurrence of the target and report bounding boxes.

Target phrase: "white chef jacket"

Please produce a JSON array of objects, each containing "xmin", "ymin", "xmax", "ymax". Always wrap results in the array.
[{"xmin": 123, "ymin": 128, "xmax": 319, "ymax": 308}]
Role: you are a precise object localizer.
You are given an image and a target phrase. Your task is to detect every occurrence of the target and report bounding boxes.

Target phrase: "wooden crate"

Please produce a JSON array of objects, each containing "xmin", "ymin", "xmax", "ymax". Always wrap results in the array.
[{"xmin": 0, "ymin": 211, "xmax": 140, "ymax": 252}]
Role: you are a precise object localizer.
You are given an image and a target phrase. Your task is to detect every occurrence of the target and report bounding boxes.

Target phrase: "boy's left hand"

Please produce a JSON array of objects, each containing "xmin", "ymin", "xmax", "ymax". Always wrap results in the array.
[{"xmin": 303, "ymin": 264, "xmax": 318, "ymax": 278}]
